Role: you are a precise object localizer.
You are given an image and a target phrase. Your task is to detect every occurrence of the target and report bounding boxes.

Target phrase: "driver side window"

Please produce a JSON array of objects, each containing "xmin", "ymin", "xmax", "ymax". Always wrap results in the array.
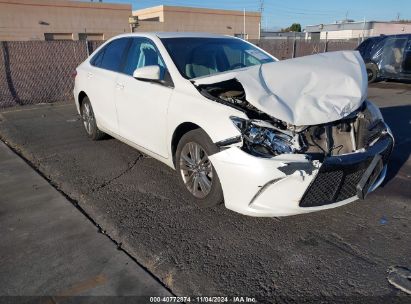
[{"xmin": 123, "ymin": 38, "xmax": 166, "ymax": 79}]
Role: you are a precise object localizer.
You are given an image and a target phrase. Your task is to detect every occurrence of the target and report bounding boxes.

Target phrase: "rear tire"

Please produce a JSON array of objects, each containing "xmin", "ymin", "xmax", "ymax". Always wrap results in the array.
[
  {"xmin": 80, "ymin": 96, "xmax": 105, "ymax": 140},
  {"xmin": 366, "ymin": 63, "xmax": 378, "ymax": 83},
  {"xmin": 176, "ymin": 129, "xmax": 223, "ymax": 207}
]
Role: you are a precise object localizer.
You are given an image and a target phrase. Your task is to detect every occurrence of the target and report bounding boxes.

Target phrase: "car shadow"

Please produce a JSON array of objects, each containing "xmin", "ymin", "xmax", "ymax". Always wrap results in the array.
[
  {"xmin": 380, "ymin": 105, "xmax": 411, "ymax": 185},
  {"xmin": 384, "ymin": 78, "xmax": 411, "ymax": 85}
]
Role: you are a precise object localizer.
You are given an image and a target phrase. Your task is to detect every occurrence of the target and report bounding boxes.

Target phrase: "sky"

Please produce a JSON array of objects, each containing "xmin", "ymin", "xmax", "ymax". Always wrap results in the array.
[{"xmin": 102, "ymin": 0, "xmax": 410, "ymax": 30}]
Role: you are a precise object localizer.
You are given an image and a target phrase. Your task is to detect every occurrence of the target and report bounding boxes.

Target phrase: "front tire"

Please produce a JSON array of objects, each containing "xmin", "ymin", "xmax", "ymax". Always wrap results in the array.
[
  {"xmin": 176, "ymin": 129, "xmax": 223, "ymax": 207},
  {"xmin": 80, "ymin": 96, "xmax": 105, "ymax": 140},
  {"xmin": 366, "ymin": 63, "xmax": 379, "ymax": 83}
]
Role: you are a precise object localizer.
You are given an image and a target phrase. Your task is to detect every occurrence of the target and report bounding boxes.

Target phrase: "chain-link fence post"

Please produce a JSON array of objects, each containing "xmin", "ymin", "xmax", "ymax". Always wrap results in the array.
[
  {"xmin": 292, "ymin": 33, "xmax": 297, "ymax": 58},
  {"xmin": 86, "ymin": 40, "xmax": 90, "ymax": 57},
  {"xmin": 1, "ymin": 41, "xmax": 20, "ymax": 106}
]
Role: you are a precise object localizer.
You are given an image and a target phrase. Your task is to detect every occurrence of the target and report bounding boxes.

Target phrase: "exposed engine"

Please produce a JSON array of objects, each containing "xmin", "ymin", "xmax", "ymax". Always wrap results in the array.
[{"xmin": 197, "ymin": 79, "xmax": 387, "ymax": 160}]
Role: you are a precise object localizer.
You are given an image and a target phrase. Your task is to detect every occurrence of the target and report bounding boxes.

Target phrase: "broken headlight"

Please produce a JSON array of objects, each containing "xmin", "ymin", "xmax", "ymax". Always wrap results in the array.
[{"xmin": 230, "ymin": 117, "xmax": 295, "ymax": 157}]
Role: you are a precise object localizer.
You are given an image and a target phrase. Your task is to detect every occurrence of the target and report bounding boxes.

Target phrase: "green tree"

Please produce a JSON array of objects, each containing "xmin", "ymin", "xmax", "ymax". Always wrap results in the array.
[{"xmin": 281, "ymin": 23, "xmax": 302, "ymax": 32}]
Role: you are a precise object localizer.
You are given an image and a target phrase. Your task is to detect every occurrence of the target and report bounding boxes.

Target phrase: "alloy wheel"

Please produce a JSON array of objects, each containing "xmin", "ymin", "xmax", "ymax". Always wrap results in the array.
[
  {"xmin": 82, "ymin": 102, "xmax": 94, "ymax": 135},
  {"xmin": 179, "ymin": 142, "xmax": 213, "ymax": 198}
]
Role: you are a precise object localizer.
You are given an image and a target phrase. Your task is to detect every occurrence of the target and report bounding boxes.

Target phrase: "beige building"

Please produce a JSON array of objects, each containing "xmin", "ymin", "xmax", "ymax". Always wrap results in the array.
[
  {"xmin": 133, "ymin": 5, "xmax": 261, "ymax": 40},
  {"xmin": 305, "ymin": 21, "xmax": 411, "ymax": 40},
  {"xmin": 0, "ymin": 0, "xmax": 132, "ymax": 41}
]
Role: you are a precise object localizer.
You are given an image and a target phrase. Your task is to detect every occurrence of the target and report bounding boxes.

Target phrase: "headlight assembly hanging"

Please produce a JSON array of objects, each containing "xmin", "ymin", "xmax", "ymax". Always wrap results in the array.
[{"xmin": 230, "ymin": 116, "xmax": 297, "ymax": 157}]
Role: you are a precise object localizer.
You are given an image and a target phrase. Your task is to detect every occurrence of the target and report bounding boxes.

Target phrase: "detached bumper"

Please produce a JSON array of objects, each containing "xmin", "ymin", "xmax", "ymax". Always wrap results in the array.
[{"xmin": 209, "ymin": 134, "xmax": 394, "ymax": 217}]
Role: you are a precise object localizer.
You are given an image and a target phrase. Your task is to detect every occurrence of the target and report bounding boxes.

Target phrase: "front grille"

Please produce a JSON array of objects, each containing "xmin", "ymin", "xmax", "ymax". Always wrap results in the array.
[
  {"xmin": 336, "ymin": 166, "xmax": 369, "ymax": 201},
  {"xmin": 299, "ymin": 159, "xmax": 370, "ymax": 207},
  {"xmin": 366, "ymin": 121, "xmax": 386, "ymax": 146},
  {"xmin": 381, "ymin": 140, "xmax": 393, "ymax": 163},
  {"xmin": 299, "ymin": 135, "xmax": 393, "ymax": 208}
]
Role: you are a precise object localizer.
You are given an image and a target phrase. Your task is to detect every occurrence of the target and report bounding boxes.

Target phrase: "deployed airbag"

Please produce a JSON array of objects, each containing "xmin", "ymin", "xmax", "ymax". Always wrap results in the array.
[{"xmin": 194, "ymin": 51, "xmax": 368, "ymax": 126}]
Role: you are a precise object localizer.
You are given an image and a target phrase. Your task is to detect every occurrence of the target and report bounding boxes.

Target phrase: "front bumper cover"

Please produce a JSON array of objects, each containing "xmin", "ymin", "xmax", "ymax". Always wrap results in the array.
[{"xmin": 209, "ymin": 130, "xmax": 394, "ymax": 217}]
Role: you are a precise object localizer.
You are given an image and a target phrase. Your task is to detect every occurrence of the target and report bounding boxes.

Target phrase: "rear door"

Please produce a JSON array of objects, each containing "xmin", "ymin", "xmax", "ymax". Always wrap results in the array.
[{"xmin": 86, "ymin": 38, "xmax": 130, "ymax": 133}]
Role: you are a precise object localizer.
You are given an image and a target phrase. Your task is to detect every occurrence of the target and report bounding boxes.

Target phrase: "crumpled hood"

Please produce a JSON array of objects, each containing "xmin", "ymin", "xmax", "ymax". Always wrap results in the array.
[{"xmin": 194, "ymin": 51, "xmax": 368, "ymax": 126}]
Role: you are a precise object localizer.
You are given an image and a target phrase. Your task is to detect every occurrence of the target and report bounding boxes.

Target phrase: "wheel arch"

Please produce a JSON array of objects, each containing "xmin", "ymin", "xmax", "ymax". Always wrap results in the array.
[
  {"xmin": 365, "ymin": 61, "xmax": 379, "ymax": 69},
  {"xmin": 171, "ymin": 122, "xmax": 201, "ymax": 166},
  {"xmin": 78, "ymin": 91, "xmax": 88, "ymax": 113},
  {"xmin": 365, "ymin": 61, "xmax": 379, "ymax": 83}
]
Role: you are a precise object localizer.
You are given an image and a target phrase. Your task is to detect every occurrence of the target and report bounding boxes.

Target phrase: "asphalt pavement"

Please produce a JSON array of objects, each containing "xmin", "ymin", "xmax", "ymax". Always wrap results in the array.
[
  {"xmin": 0, "ymin": 141, "xmax": 171, "ymax": 301},
  {"xmin": 0, "ymin": 82, "xmax": 410, "ymax": 303}
]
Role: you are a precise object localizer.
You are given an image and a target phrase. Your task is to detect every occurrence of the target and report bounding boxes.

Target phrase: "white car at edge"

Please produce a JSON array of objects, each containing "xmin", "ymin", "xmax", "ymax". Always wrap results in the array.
[{"xmin": 73, "ymin": 32, "xmax": 394, "ymax": 217}]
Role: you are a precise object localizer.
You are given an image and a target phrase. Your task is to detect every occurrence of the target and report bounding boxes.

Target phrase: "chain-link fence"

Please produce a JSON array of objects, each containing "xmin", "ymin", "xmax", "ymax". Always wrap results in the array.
[
  {"xmin": 0, "ymin": 39, "xmax": 358, "ymax": 109},
  {"xmin": 0, "ymin": 40, "xmax": 107, "ymax": 108},
  {"xmin": 252, "ymin": 39, "xmax": 359, "ymax": 59}
]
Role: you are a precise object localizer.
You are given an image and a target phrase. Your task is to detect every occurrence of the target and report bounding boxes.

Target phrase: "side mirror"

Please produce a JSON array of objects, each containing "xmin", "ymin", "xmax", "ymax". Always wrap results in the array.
[{"xmin": 133, "ymin": 65, "xmax": 161, "ymax": 81}]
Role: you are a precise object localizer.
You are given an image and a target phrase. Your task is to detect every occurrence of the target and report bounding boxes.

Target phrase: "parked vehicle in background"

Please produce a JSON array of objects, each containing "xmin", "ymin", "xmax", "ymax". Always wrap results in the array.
[
  {"xmin": 357, "ymin": 33, "xmax": 411, "ymax": 83},
  {"xmin": 73, "ymin": 32, "xmax": 393, "ymax": 217}
]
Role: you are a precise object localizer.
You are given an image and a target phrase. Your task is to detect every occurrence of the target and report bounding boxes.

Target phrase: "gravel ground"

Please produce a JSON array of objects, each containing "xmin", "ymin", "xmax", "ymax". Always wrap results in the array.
[{"xmin": 0, "ymin": 82, "xmax": 410, "ymax": 303}]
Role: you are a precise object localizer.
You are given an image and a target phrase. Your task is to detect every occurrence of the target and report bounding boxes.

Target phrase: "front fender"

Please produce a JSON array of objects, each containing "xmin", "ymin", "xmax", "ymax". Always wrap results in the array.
[{"xmin": 166, "ymin": 89, "xmax": 245, "ymax": 168}]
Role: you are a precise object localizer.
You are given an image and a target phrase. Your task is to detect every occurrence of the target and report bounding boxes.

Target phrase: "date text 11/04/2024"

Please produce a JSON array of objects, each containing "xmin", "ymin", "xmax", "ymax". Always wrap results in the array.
[{"xmin": 149, "ymin": 296, "xmax": 257, "ymax": 302}]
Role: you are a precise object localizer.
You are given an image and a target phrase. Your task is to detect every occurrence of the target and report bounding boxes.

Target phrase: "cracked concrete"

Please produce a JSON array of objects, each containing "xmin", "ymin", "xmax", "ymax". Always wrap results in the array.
[
  {"xmin": 91, "ymin": 154, "xmax": 146, "ymax": 192},
  {"xmin": 0, "ymin": 83, "xmax": 410, "ymax": 302}
]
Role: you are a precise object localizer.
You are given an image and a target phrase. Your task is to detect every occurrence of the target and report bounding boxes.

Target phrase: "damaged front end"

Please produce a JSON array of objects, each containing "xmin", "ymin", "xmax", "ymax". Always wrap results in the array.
[
  {"xmin": 194, "ymin": 52, "xmax": 394, "ymax": 216},
  {"xmin": 198, "ymin": 78, "xmax": 392, "ymax": 162}
]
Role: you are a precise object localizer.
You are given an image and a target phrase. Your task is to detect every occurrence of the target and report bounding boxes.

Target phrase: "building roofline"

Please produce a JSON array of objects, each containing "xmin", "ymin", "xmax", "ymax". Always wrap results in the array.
[
  {"xmin": 0, "ymin": 0, "xmax": 131, "ymax": 11},
  {"xmin": 305, "ymin": 20, "xmax": 411, "ymax": 29},
  {"xmin": 133, "ymin": 5, "xmax": 260, "ymax": 17}
]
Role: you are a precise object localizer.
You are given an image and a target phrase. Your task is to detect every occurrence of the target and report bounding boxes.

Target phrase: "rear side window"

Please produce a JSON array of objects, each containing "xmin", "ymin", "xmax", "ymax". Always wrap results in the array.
[
  {"xmin": 91, "ymin": 49, "xmax": 105, "ymax": 67},
  {"xmin": 92, "ymin": 38, "xmax": 130, "ymax": 72}
]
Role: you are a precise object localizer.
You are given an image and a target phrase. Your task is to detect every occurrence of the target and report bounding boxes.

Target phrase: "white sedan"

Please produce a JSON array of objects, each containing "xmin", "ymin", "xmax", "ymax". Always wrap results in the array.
[{"xmin": 73, "ymin": 32, "xmax": 394, "ymax": 217}]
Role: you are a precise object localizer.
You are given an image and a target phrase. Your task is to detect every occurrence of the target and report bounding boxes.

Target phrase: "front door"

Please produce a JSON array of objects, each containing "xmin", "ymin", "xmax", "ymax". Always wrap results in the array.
[
  {"xmin": 401, "ymin": 38, "xmax": 411, "ymax": 77},
  {"xmin": 379, "ymin": 37, "xmax": 408, "ymax": 79},
  {"xmin": 114, "ymin": 37, "xmax": 173, "ymax": 158}
]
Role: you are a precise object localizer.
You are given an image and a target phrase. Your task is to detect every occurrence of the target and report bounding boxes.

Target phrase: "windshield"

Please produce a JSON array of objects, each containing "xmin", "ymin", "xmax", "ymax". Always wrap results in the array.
[{"xmin": 160, "ymin": 37, "xmax": 275, "ymax": 79}]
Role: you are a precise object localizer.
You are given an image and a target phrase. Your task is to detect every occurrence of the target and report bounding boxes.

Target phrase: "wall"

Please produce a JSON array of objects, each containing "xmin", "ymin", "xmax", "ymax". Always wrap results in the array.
[
  {"xmin": 136, "ymin": 20, "xmax": 165, "ymax": 32},
  {"xmin": 133, "ymin": 6, "xmax": 165, "ymax": 22},
  {"xmin": 372, "ymin": 23, "xmax": 411, "ymax": 36},
  {"xmin": 0, "ymin": 0, "xmax": 132, "ymax": 41},
  {"xmin": 320, "ymin": 29, "xmax": 372, "ymax": 40},
  {"xmin": 134, "ymin": 6, "xmax": 261, "ymax": 39}
]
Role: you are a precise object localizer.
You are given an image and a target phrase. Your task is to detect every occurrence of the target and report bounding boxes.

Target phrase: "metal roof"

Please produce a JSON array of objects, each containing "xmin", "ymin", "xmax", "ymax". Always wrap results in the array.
[
  {"xmin": 305, "ymin": 21, "xmax": 374, "ymax": 32},
  {"xmin": 305, "ymin": 21, "xmax": 411, "ymax": 33}
]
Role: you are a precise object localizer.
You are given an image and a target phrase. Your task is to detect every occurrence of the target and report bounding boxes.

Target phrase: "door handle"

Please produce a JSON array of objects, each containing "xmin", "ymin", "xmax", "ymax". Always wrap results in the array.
[{"xmin": 116, "ymin": 82, "xmax": 125, "ymax": 90}]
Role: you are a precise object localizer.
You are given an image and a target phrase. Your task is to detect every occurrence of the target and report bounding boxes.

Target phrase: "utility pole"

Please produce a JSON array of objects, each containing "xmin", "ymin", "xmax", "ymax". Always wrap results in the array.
[
  {"xmin": 243, "ymin": 8, "xmax": 246, "ymax": 40},
  {"xmin": 259, "ymin": 0, "xmax": 264, "ymax": 34},
  {"xmin": 361, "ymin": 16, "xmax": 366, "ymax": 42}
]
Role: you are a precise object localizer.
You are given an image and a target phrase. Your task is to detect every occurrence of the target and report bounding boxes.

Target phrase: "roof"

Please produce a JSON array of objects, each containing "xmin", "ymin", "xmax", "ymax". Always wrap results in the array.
[
  {"xmin": 113, "ymin": 32, "xmax": 235, "ymax": 39},
  {"xmin": 155, "ymin": 32, "xmax": 232, "ymax": 39},
  {"xmin": 305, "ymin": 21, "xmax": 374, "ymax": 32},
  {"xmin": 1, "ymin": 0, "xmax": 131, "ymax": 11}
]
